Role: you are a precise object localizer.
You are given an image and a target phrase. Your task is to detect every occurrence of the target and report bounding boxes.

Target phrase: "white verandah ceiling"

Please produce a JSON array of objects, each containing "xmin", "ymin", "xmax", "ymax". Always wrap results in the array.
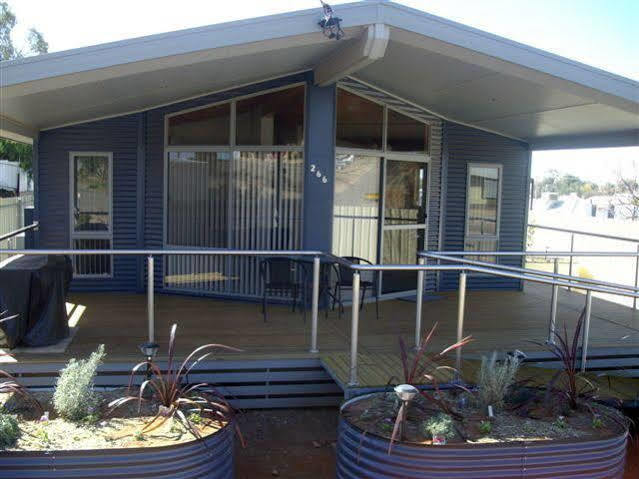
[{"xmin": 1, "ymin": 1, "xmax": 637, "ymax": 148}]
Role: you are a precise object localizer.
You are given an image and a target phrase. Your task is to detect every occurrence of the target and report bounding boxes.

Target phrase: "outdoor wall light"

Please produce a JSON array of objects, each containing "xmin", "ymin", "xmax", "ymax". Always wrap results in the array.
[
  {"xmin": 318, "ymin": 1, "xmax": 344, "ymax": 40},
  {"xmin": 139, "ymin": 342, "xmax": 159, "ymax": 358},
  {"xmin": 139, "ymin": 341, "xmax": 159, "ymax": 380},
  {"xmin": 394, "ymin": 383, "xmax": 418, "ymax": 402}
]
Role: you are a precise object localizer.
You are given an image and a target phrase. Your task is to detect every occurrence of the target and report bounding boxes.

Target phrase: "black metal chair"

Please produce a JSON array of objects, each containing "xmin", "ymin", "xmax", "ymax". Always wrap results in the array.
[
  {"xmin": 259, "ymin": 258, "xmax": 306, "ymax": 323},
  {"xmin": 332, "ymin": 256, "xmax": 380, "ymax": 320}
]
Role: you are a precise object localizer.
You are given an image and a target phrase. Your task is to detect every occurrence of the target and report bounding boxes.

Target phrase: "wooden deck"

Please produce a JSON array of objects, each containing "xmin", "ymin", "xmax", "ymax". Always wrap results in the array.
[
  {"xmin": 3, "ymin": 282, "xmax": 638, "ymax": 363},
  {"xmin": 2, "ymin": 283, "xmax": 638, "ymax": 400}
]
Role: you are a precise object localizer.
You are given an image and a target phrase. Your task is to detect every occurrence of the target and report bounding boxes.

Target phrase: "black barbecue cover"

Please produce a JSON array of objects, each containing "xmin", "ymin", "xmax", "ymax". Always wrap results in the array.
[{"xmin": 0, "ymin": 255, "xmax": 73, "ymax": 348}]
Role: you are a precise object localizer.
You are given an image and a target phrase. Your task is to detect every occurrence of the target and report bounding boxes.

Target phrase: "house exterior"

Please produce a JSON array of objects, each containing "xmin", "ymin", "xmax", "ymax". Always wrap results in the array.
[{"xmin": 1, "ymin": 1, "xmax": 637, "ymax": 300}]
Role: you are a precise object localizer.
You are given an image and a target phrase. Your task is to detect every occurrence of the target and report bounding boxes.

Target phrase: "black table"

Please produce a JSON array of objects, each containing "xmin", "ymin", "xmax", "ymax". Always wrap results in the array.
[
  {"xmin": 0, "ymin": 255, "xmax": 73, "ymax": 348},
  {"xmin": 290, "ymin": 256, "xmax": 337, "ymax": 315}
]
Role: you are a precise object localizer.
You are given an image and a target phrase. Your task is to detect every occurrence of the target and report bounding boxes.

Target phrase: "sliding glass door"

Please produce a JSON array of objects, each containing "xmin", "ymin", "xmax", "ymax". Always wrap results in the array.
[{"xmin": 380, "ymin": 158, "xmax": 428, "ymax": 294}]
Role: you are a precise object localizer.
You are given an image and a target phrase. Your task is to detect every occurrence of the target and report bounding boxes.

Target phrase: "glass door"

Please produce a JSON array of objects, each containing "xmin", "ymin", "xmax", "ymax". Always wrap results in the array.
[{"xmin": 381, "ymin": 159, "xmax": 428, "ymax": 294}]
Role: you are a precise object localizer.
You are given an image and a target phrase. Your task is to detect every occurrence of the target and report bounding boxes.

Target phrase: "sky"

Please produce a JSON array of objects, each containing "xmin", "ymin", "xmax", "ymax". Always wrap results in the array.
[{"xmin": 7, "ymin": 0, "xmax": 639, "ymax": 183}]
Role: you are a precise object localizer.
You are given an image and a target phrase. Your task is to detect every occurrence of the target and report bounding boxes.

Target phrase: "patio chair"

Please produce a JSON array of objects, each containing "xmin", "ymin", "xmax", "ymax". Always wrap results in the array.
[
  {"xmin": 259, "ymin": 258, "xmax": 306, "ymax": 323},
  {"xmin": 332, "ymin": 256, "xmax": 380, "ymax": 320}
]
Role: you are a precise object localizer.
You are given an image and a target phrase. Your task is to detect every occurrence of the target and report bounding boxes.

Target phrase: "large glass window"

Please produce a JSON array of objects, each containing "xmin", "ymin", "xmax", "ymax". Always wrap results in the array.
[
  {"xmin": 165, "ymin": 150, "xmax": 303, "ymax": 295},
  {"xmin": 168, "ymin": 103, "xmax": 230, "ymax": 146},
  {"xmin": 465, "ymin": 164, "xmax": 501, "ymax": 262},
  {"xmin": 336, "ymin": 89, "xmax": 383, "ymax": 150},
  {"xmin": 332, "ymin": 154, "xmax": 380, "ymax": 263},
  {"xmin": 70, "ymin": 153, "xmax": 112, "ymax": 277},
  {"xmin": 236, "ymin": 86, "xmax": 305, "ymax": 146},
  {"xmin": 386, "ymin": 109, "xmax": 429, "ymax": 153}
]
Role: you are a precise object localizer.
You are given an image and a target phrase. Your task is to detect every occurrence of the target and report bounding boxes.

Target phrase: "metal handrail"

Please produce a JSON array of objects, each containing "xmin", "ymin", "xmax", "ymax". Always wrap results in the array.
[
  {"xmin": 421, "ymin": 250, "xmax": 639, "ymax": 257},
  {"xmin": 421, "ymin": 252, "xmax": 639, "ymax": 293},
  {"xmin": 529, "ymin": 223, "xmax": 639, "ymax": 244},
  {"xmin": 1, "ymin": 247, "xmax": 636, "ymax": 388},
  {"xmin": 528, "ymin": 223, "xmax": 639, "ymax": 309},
  {"xmin": 0, "ymin": 222, "xmax": 39, "ymax": 243}
]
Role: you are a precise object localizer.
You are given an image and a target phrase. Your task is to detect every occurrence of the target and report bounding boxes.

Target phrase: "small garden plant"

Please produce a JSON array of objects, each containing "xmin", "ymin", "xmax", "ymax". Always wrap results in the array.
[
  {"xmin": 530, "ymin": 309, "xmax": 597, "ymax": 411},
  {"xmin": 476, "ymin": 351, "xmax": 520, "ymax": 411},
  {"xmin": 53, "ymin": 345, "xmax": 105, "ymax": 421},
  {"xmin": 109, "ymin": 324, "xmax": 244, "ymax": 442},
  {"xmin": 0, "ymin": 414, "xmax": 19, "ymax": 448},
  {"xmin": 421, "ymin": 413, "xmax": 455, "ymax": 441}
]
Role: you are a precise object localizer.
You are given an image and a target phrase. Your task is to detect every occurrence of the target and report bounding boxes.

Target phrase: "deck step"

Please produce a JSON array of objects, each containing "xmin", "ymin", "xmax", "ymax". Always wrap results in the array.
[
  {"xmin": 478, "ymin": 347, "xmax": 639, "ymax": 378},
  {"xmin": 3, "ymin": 358, "xmax": 343, "ymax": 409}
]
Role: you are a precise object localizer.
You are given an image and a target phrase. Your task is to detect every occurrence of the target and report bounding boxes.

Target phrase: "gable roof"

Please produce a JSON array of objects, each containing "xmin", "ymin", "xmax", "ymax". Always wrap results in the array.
[{"xmin": 1, "ymin": 0, "xmax": 637, "ymax": 148}]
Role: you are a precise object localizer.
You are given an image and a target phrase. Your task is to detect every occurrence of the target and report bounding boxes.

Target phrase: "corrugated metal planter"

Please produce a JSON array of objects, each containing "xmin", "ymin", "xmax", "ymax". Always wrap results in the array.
[
  {"xmin": 0, "ymin": 421, "xmax": 234, "ymax": 479},
  {"xmin": 337, "ymin": 394, "xmax": 628, "ymax": 479}
]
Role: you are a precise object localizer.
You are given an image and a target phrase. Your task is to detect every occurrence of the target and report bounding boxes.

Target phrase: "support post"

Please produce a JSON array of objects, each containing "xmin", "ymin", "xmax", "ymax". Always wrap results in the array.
[
  {"xmin": 548, "ymin": 258, "xmax": 559, "ymax": 344},
  {"xmin": 348, "ymin": 271, "xmax": 361, "ymax": 386},
  {"xmin": 581, "ymin": 290, "xmax": 592, "ymax": 372},
  {"xmin": 548, "ymin": 284, "xmax": 559, "ymax": 344},
  {"xmin": 414, "ymin": 257, "xmax": 425, "ymax": 350},
  {"xmin": 568, "ymin": 235, "xmax": 575, "ymax": 291},
  {"xmin": 455, "ymin": 272, "xmax": 467, "ymax": 377},
  {"xmin": 634, "ymin": 244, "xmax": 639, "ymax": 311},
  {"xmin": 147, "ymin": 255, "xmax": 155, "ymax": 343},
  {"xmin": 310, "ymin": 255, "xmax": 320, "ymax": 353}
]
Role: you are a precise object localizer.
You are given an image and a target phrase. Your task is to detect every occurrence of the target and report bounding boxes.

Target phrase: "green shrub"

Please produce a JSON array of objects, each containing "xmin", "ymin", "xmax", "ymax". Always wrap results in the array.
[
  {"xmin": 592, "ymin": 416, "xmax": 603, "ymax": 429},
  {"xmin": 421, "ymin": 413, "xmax": 455, "ymax": 439},
  {"xmin": 0, "ymin": 414, "xmax": 19, "ymax": 448},
  {"xmin": 53, "ymin": 345, "xmax": 105, "ymax": 421},
  {"xmin": 479, "ymin": 420, "xmax": 492, "ymax": 435},
  {"xmin": 477, "ymin": 352, "xmax": 520, "ymax": 410}
]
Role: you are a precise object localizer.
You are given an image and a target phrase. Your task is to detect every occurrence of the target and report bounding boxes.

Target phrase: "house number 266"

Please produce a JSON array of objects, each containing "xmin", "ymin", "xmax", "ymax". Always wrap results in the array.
[{"xmin": 310, "ymin": 164, "xmax": 328, "ymax": 184}]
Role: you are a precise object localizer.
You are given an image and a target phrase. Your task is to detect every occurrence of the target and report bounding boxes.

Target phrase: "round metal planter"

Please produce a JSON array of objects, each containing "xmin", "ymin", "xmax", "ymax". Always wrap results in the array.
[
  {"xmin": 337, "ymin": 395, "xmax": 628, "ymax": 479},
  {"xmin": 0, "ymin": 421, "xmax": 234, "ymax": 479}
]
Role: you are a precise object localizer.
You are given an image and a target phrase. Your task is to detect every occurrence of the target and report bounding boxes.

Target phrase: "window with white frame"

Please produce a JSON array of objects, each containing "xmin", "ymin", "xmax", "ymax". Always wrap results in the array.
[
  {"xmin": 464, "ymin": 164, "xmax": 501, "ymax": 263},
  {"xmin": 70, "ymin": 152, "xmax": 113, "ymax": 277}
]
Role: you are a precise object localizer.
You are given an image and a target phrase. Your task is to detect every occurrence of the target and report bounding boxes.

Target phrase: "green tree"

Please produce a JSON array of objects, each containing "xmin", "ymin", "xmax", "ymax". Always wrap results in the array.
[{"xmin": 0, "ymin": 1, "xmax": 48, "ymax": 180}]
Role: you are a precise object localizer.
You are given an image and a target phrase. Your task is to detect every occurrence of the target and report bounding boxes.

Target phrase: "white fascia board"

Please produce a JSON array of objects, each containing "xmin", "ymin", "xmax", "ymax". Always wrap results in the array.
[
  {"xmin": 381, "ymin": 2, "xmax": 638, "ymax": 113},
  {"xmin": 0, "ymin": 116, "xmax": 36, "ymax": 144},
  {"xmin": 0, "ymin": 1, "xmax": 377, "ymax": 90},
  {"xmin": 531, "ymin": 130, "xmax": 639, "ymax": 150},
  {"xmin": 314, "ymin": 23, "xmax": 390, "ymax": 86}
]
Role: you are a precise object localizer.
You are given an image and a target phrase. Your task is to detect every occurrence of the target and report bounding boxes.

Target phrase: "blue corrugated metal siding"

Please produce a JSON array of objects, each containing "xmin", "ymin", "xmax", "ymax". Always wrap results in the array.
[
  {"xmin": 144, "ymin": 72, "xmax": 311, "ymax": 290},
  {"xmin": 38, "ymin": 114, "xmax": 141, "ymax": 291},
  {"xmin": 440, "ymin": 122, "xmax": 530, "ymax": 290}
]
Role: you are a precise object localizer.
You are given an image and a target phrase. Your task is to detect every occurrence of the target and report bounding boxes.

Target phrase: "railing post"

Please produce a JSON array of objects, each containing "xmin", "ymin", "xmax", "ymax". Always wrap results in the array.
[
  {"xmin": 147, "ymin": 255, "xmax": 155, "ymax": 343},
  {"xmin": 548, "ymin": 284, "xmax": 559, "ymax": 344},
  {"xmin": 414, "ymin": 257, "xmax": 425, "ymax": 350},
  {"xmin": 348, "ymin": 271, "xmax": 361, "ymax": 386},
  {"xmin": 455, "ymin": 271, "xmax": 467, "ymax": 378},
  {"xmin": 634, "ymin": 243, "xmax": 639, "ymax": 311},
  {"xmin": 568, "ymin": 234, "xmax": 575, "ymax": 291},
  {"xmin": 581, "ymin": 290, "xmax": 592, "ymax": 372},
  {"xmin": 309, "ymin": 255, "xmax": 320, "ymax": 353},
  {"xmin": 548, "ymin": 258, "xmax": 559, "ymax": 344}
]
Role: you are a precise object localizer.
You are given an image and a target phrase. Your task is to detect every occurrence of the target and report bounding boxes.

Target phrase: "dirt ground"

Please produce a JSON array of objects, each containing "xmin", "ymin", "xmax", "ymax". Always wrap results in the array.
[
  {"xmin": 235, "ymin": 407, "xmax": 637, "ymax": 479},
  {"xmin": 235, "ymin": 408, "xmax": 338, "ymax": 479}
]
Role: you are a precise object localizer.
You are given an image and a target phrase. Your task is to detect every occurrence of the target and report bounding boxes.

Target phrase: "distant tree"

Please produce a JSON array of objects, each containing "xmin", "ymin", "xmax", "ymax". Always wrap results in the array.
[
  {"xmin": 26, "ymin": 27, "xmax": 48, "ymax": 55},
  {"xmin": 0, "ymin": 1, "xmax": 48, "ymax": 180},
  {"xmin": 616, "ymin": 168, "xmax": 639, "ymax": 221}
]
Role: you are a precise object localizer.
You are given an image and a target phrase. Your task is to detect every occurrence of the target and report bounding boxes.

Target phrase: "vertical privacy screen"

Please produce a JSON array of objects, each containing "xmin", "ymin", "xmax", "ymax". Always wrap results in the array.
[{"xmin": 165, "ymin": 86, "xmax": 305, "ymax": 297}]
